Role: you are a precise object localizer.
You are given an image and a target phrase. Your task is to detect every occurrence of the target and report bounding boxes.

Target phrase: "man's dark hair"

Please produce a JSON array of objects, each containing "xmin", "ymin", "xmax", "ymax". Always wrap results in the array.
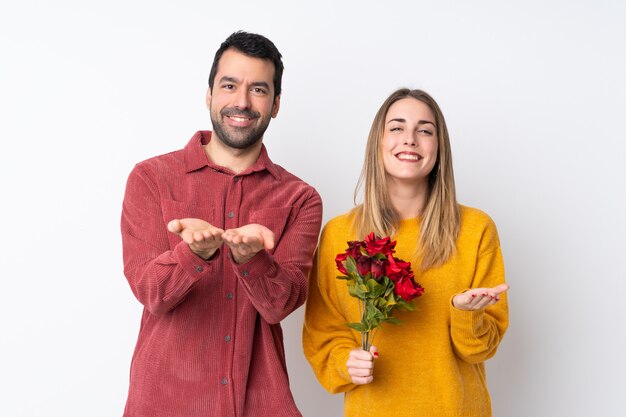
[{"xmin": 208, "ymin": 31, "xmax": 284, "ymax": 98}]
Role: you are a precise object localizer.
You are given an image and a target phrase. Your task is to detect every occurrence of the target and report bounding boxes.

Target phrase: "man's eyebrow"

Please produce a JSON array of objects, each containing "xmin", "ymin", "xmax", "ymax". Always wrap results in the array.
[
  {"xmin": 218, "ymin": 76, "xmax": 239, "ymax": 84},
  {"xmin": 218, "ymin": 77, "xmax": 270, "ymax": 90},
  {"xmin": 250, "ymin": 81, "xmax": 270, "ymax": 89}
]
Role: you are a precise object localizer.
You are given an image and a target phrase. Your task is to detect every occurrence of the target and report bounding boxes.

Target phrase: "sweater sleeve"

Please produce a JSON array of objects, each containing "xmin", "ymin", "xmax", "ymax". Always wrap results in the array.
[
  {"xmin": 449, "ymin": 217, "xmax": 509, "ymax": 364},
  {"xmin": 121, "ymin": 164, "xmax": 218, "ymax": 316},
  {"xmin": 302, "ymin": 220, "xmax": 359, "ymax": 394}
]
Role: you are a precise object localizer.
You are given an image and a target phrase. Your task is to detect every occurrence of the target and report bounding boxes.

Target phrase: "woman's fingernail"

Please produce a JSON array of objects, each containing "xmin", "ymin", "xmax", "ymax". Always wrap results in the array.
[
  {"xmin": 373, "ymin": 352, "xmax": 379, "ymax": 358},
  {"xmin": 471, "ymin": 294, "xmax": 477, "ymax": 298}
]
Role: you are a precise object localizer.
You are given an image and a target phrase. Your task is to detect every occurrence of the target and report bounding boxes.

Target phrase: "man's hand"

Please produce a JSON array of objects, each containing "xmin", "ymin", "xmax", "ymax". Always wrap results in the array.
[
  {"xmin": 346, "ymin": 346, "xmax": 378, "ymax": 385},
  {"xmin": 452, "ymin": 283, "xmax": 509, "ymax": 311},
  {"xmin": 167, "ymin": 218, "xmax": 224, "ymax": 260},
  {"xmin": 222, "ymin": 224, "xmax": 275, "ymax": 264}
]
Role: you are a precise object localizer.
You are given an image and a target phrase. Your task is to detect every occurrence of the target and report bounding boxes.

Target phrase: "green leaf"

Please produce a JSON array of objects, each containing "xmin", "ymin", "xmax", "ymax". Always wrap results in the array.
[
  {"xmin": 396, "ymin": 298, "xmax": 416, "ymax": 311},
  {"xmin": 386, "ymin": 293, "xmax": 398, "ymax": 307},
  {"xmin": 345, "ymin": 257, "xmax": 358, "ymax": 275},
  {"xmin": 365, "ymin": 307, "xmax": 377, "ymax": 321},
  {"xmin": 365, "ymin": 301, "xmax": 385, "ymax": 321},
  {"xmin": 347, "ymin": 286, "xmax": 361, "ymax": 298},
  {"xmin": 348, "ymin": 283, "xmax": 367, "ymax": 299},
  {"xmin": 346, "ymin": 322, "xmax": 368, "ymax": 332},
  {"xmin": 366, "ymin": 279, "xmax": 387, "ymax": 299},
  {"xmin": 384, "ymin": 280, "xmax": 394, "ymax": 297}
]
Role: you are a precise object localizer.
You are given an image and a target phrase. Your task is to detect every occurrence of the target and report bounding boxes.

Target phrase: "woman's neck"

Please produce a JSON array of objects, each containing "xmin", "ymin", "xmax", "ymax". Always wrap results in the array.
[{"xmin": 387, "ymin": 178, "xmax": 429, "ymax": 219}]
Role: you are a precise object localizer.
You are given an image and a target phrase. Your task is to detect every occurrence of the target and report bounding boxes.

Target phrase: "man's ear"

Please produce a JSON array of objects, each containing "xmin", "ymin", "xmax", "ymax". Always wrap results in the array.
[
  {"xmin": 205, "ymin": 86, "xmax": 212, "ymax": 110},
  {"xmin": 271, "ymin": 95, "xmax": 281, "ymax": 118}
]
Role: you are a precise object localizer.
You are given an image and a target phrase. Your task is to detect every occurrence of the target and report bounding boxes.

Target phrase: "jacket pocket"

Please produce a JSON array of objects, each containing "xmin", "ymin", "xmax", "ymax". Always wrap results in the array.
[
  {"xmin": 249, "ymin": 207, "xmax": 293, "ymax": 250},
  {"xmin": 161, "ymin": 198, "xmax": 217, "ymax": 248}
]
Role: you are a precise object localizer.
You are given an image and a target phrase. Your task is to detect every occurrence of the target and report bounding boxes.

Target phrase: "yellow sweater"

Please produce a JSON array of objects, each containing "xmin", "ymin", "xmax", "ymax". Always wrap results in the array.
[{"xmin": 302, "ymin": 205, "xmax": 508, "ymax": 417}]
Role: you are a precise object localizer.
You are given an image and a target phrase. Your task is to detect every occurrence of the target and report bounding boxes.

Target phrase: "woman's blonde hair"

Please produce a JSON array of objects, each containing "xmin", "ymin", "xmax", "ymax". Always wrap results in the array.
[{"xmin": 353, "ymin": 88, "xmax": 460, "ymax": 270}]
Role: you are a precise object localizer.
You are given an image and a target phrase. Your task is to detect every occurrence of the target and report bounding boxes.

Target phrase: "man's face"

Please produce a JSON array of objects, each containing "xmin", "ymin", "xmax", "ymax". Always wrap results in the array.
[{"xmin": 207, "ymin": 49, "xmax": 280, "ymax": 150}]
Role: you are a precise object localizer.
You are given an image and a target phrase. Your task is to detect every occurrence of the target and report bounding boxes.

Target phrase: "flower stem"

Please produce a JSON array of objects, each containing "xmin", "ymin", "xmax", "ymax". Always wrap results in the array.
[{"xmin": 361, "ymin": 298, "xmax": 368, "ymax": 350}]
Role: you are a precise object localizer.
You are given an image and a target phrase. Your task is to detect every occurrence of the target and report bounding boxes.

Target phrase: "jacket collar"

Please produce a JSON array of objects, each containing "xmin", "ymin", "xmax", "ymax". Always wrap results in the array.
[{"xmin": 183, "ymin": 131, "xmax": 281, "ymax": 180}]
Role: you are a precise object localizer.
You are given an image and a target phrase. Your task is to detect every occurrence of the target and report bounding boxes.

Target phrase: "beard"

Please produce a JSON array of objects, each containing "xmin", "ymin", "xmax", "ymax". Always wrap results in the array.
[{"xmin": 210, "ymin": 106, "xmax": 272, "ymax": 150}]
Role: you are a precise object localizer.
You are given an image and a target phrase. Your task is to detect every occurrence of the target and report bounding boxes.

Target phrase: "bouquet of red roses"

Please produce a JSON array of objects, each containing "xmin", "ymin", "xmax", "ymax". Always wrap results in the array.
[{"xmin": 335, "ymin": 232, "xmax": 424, "ymax": 351}]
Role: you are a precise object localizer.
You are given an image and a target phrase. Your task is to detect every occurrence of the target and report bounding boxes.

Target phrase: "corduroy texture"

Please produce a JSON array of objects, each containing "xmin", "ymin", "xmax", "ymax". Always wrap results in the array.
[
  {"xmin": 121, "ymin": 131, "xmax": 322, "ymax": 417},
  {"xmin": 303, "ymin": 206, "xmax": 508, "ymax": 417}
]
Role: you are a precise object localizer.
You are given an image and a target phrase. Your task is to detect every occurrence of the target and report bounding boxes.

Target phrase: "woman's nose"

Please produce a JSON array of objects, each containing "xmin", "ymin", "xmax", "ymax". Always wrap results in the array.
[{"xmin": 403, "ymin": 131, "xmax": 418, "ymax": 146}]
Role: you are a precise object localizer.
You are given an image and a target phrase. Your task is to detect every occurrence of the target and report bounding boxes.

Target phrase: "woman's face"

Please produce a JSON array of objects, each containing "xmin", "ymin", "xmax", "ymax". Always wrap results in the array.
[{"xmin": 381, "ymin": 98, "xmax": 439, "ymax": 186}]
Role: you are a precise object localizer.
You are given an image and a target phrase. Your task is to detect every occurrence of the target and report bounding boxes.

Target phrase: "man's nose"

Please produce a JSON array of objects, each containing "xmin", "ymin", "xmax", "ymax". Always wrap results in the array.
[{"xmin": 233, "ymin": 89, "xmax": 250, "ymax": 109}]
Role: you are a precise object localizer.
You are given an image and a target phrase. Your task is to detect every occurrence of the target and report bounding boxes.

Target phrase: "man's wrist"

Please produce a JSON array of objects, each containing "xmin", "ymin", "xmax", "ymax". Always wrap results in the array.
[{"xmin": 196, "ymin": 247, "xmax": 219, "ymax": 261}]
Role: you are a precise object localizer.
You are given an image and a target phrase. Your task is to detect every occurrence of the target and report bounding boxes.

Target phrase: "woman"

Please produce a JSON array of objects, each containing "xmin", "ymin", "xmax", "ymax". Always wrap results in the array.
[{"xmin": 303, "ymin": 88, "xmax": 509, "ymax": 417}]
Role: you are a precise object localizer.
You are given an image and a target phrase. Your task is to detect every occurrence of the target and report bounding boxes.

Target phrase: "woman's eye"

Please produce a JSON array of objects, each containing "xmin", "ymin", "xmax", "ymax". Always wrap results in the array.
[
  {"xmin": 418, "ymin": 129, "xmax": 433, "ymax": 135},
  {"xmin": 390, "ymin": 127, "xmax": 402, "ymax": 132}
]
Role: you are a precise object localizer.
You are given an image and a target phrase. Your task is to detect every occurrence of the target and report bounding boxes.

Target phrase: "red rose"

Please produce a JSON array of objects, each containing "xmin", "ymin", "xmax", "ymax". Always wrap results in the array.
[
  {"xmin": 364, "ymin": 232, "xmax": 396, "ymax": 256},
  {"xmin": 356, "ymin": 256, "xmax": 372, "ymax": 276},
  {"xmin": 385, "ymin": 256, "xmax": 412, "ymax": 282},
  {"xmin": 394, "ymin": 274, "xmax": 425, "ymax": 301},
  {"xmin": 335, "ymin": 252, "xmax": 348, "ymax": 274},
  {"xmin": 346, "ymin": 240, "xmax": 365, "ymax": 259},
  {"xmin": 370, "ymin": 258, "xmax": 387, "ymax": 279}
]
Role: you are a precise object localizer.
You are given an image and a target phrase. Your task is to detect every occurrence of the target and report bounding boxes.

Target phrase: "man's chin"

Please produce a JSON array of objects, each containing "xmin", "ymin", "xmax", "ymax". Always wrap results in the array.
[
  {"xmin": 211, "ymin": 117, "xmax": 269, "ymax": 150},
  {"xmin": 216, "ymin": 133, "xmax": 263, "ymax": 150}
]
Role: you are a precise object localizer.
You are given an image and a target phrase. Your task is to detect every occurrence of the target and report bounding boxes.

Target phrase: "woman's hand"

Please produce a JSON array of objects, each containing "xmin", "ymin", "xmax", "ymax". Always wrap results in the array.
[
  {"xmin": 346, "ymin": 346, "xmax": 378, "ymax": 385},
  {"xmin": 452, "ymin": 283, "xmax": 509, "ymax": 311}
]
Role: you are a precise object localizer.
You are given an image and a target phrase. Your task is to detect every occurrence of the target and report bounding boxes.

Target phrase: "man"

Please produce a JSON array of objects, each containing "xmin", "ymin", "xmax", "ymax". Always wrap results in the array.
[{"xmin": 121, "ymin": 31, "xmax": 322, "ymax": 417}]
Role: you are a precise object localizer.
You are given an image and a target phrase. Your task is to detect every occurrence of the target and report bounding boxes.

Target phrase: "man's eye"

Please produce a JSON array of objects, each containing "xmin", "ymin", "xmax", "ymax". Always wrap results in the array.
[
  {"xmin": 222, "ymin": 84, "xmax": 235, "ymax": 90},
  {"xmin": 252, "ymin": 87, "xmax": 267, "ymax": 94}
]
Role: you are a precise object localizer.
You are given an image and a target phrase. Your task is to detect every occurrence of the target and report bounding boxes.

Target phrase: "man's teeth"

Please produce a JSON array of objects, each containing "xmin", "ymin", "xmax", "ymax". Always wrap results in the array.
[
  {"xmin": 397, "ymin": 154, "xmax": 419, "ymax": 160},
  {"xmin": 230, "ymin": 116, "xmax": 249, "ymax": 122}
]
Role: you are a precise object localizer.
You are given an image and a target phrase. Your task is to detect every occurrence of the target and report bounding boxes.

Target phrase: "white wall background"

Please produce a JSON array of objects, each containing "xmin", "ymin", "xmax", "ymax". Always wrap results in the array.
[{"xmin": 1, "ymin": 0, "xmax": 625, "ymax": 416}]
